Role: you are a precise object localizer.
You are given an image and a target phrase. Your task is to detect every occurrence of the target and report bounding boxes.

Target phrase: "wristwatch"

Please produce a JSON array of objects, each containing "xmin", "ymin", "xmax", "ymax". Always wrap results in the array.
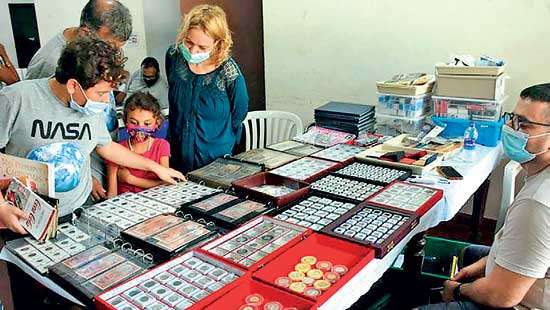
[{"xmin": 453, "ymin": 283, "xmax": 463, "ymax": 301}]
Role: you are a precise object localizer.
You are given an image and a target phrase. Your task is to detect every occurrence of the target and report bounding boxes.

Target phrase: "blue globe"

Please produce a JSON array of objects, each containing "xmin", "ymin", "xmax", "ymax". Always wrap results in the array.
[{"xmin": 26, "ymin": 142, "xmax": 85, "ymax": 193}]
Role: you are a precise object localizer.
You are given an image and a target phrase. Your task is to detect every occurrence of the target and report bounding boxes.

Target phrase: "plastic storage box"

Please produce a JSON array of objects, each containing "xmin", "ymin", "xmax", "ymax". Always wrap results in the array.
[
  {"xmin": 377, "ymin": 93, "xmax": 432, "ymax": 118},
  {"xmin": 432, "ymin": 95, "xmax": 505, "ymax": 121},
  {"xmin": 432, "ymin": 116, "xmax": 504, "ymax": 147},
  {"xmin": 375, "ymin": 114, "xmax": 427, "ymax": 137}
]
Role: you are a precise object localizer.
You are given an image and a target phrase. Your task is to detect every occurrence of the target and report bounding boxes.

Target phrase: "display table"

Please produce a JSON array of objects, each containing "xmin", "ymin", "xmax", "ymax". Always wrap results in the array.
[
  {"xmin": 0, "ymin": 144, "xmax": 503, "ymax": 309},
  {"xmin": 320, "ymin": 144, "xmax": 503, "ymax": 309}
]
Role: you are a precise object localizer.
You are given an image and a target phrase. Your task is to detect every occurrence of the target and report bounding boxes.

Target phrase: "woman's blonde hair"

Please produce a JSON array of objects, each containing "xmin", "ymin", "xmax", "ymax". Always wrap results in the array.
[{"xmin": 175, "ymin": 4, "xmax": 232, "ymax": 66}]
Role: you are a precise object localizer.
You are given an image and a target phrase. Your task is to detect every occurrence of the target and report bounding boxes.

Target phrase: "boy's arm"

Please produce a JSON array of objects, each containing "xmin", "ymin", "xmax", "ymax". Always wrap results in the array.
[{"xmin": 106, "ymin": 164, "xmax": 118, "ymax": 198}]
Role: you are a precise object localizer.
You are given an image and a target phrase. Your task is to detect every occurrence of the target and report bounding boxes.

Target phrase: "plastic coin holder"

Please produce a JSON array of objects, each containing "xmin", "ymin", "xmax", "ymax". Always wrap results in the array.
[
  {"xmin": 366, "ymin": 181, "xmax": 443, "ymax": 217},
  {"xmin": 310, "ymin": 175, "xmax": 383, "ymax": 203},
  {"xmin": 202, "ymin": 217, "xmax": 307, "ymax": 270},
  {"xmin": 138, "ymin": 181, "xmax": 221, "ymax": 207},
  {"xmin": 274, "ymin": 195, "xmax": 357, "ymax": 231},
  {"xmin": 322, "ymin": 204, "xmax": 419, "ymax": 258},
  {"xmin": 311, "ymin": 144, "xmax": 366, "ymax": 163},
  {"xmin": 333, "ymin": 162, "xmax": 411, "ymax": 185},
  {"xmin": 269, "ymin": 157, "xmax": 340, "ymax": 182},
  {"xmin": 95, "ymin": 251, "xmax": 243, "ymax": 310}
]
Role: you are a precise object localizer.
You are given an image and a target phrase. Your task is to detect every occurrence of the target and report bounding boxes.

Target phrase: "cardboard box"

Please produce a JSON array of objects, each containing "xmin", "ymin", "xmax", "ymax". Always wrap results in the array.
[{"xmin": 435, "ymin": 73, "xmax": 507, "ymax": 100}]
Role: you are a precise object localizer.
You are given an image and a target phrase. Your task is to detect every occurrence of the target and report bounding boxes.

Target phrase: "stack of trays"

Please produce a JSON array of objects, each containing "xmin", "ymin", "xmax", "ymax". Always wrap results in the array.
[{"xmin": 315, "ymin": 101, "xmax": 375, "ymax": 135}]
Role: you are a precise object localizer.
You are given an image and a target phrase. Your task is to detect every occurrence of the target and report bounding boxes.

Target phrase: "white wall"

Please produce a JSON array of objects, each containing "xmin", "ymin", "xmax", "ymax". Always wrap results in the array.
[
  {"xmin": 142, "ymin": 0, "xmax": 181, "ymax": 78},
  {"xmin": 0, "ymin": 0, "xmax": 34, "ymax": 68},
  {"xmin": 263, "ymin": 0, "xmax": 550, "ymax": 126},
  {"xmin": 263, "ymin": 0, "xmax": 550, "ymax": 220},
  {"xmin": 33, "ymin": 0, "xmax": 147, "ymax": 73}
]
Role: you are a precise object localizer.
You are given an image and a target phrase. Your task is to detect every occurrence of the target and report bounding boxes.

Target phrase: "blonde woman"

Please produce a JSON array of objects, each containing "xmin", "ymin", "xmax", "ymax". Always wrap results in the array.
[{"xmin": 166, "ymin": 4, "xmax": 249, "ymax": 173}]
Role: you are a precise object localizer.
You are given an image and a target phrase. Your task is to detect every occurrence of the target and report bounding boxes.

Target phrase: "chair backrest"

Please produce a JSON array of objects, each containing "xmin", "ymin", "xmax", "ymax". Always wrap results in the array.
[
  {"xmin": 243, "ymin": 110, "xmax": 304, "ymax": 151},
  {"xmin": 496, "ymin": 160, "xmax": 523, "ymax": 232}
]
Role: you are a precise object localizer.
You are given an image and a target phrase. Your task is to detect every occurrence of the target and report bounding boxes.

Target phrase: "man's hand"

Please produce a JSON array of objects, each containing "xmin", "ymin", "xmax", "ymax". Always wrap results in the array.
[
  {"xmin": 91, "ymin": 176, "xmax": 107, "ymax": 201},
  {"xmin": 0, "ymin": 203, "xmax": 28, "ymax": 234},
  {"xmin": 453, "ymin": 257, "xmax": 487, "ymax": 282},
  {"xmin": 152, "ymin": 165, "xmax": 186, "ymax": 185},
  {"xmin": 442, "ymin": 280, "xmax": 460, "ymax": 303}
]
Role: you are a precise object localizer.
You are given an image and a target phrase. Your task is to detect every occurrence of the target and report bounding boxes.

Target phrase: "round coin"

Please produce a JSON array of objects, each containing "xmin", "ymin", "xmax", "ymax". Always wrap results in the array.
[
  {"xmin": 263, "ymin": 301, "xmax": 283, "ymax": 310},
  {"xmin": 288, "ymin": 271, "xmax": 305, "ymax": 282},
  {"xmin": 323, "ymin": 271, "xmax": 340, "ymax": 284},
  {"xmin": 275, "ymin": 276, "xmax": 292, "ymax": 288},
  {"xmin": 289, "ymin": 282, "xmax": 306, "ymax": 293},
  {"xmin": 245, "ymin": 293, "xmax": 264, "ymax": 306},
  {"xmin": 303, "ymin": 287, "xmax": 321, "ymax": 298},
  {"xmin": 332, "ymin": 265, "xmax": 348, "ymax": 276},
  {"xmin": 301, "ymin": 256, "xmax": 317, "ymax": 266},
  {"xmin": 306, "ymin": 269, "xmax": 323, "ymax": 280},
  {"xmin": 294, "ymin": 263, "xmax": 311, "ymax": 273},
  {"xmin": 316, "ymin": 261, "xmax": 333, "ymax": 272},
  {"xmin": 314, "ymin": 279, "xmax": 331, "ymax": 291}
]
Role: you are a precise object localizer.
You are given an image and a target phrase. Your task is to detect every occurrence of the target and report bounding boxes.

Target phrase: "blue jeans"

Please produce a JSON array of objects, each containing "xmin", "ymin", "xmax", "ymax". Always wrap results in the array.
[{"xmin": 419, "ymin": 245, "xmax": 492, "ymax": 310}]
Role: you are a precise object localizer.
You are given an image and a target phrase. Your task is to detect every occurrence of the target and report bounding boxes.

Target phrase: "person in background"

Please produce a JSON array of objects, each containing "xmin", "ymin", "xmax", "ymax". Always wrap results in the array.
[
  {"xmin": 420, "ymin": 84, "xmax": 550, "ymax": 310},
  {"xmin": 166, "ymin": 4, "xmax": 249, "ymax": 173},
  {"xmin": 0, "ymin": 36, "xmax": 184, "ymax": 219},
  {"xmin": 25, "ymin": 0, "xmax": 133, "ymax": 202},
  {"xmin": 26, "ymin": 0, "xmax": 132, "ymax": 80},
  {"xmin": 125, "ymin": 57, "xmax": 169, "ymax": 114},
  {"xmin": 107, "ymin": 92, "xmax": 170, "ymax": 196},
  {"xmin": 0, "ymin": 43, "xmax": 20, "ymax": 91}
]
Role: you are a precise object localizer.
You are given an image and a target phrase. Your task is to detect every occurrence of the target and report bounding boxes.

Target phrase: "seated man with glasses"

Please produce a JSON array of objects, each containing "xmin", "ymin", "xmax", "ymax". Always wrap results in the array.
[{"xmin": 420, "ymin": 84, "xmax": 550, "ymax": 310}]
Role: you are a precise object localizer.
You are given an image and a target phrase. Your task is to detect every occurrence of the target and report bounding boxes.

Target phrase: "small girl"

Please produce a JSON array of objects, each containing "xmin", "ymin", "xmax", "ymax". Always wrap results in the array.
[{"xmin": 107, "ymin": 92, "xmax": 170, "ymax": 196}]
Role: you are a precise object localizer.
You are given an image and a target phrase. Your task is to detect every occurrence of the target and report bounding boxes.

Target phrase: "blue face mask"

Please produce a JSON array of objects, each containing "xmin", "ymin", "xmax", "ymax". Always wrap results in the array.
[
  {"xmin": 502, "ymin": 125, "xmax": 550, "ymax": 163},
  {"xmin": 179, "ymin": 44, "xmax": 211, "ymax": 64},
  {"xmin": 68, "ymin": 83, "xmax": 108, "ymax": 115}
]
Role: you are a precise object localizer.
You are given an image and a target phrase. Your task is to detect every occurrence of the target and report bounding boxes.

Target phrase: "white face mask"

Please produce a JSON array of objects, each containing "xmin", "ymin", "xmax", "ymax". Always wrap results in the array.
[
  {"xmin": 68, "ymin": 82, "xmax": 108, "ymax": 115},
  {"xmin": 179, "ymin": 44, "xmax": 211, "ymax": 64}
]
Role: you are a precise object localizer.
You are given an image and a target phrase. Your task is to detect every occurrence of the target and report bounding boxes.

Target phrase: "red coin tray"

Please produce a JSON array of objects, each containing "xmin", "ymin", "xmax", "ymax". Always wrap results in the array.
[
  {"xmin": 95, "ymin": 250, "xmax": 246, "ymax": 310},
  {"xmin": 252, "ymin": 233, "xmax": 375, "ymax": 306},
  {"xmin": 203, "ymin": 276, "xmax": 316, "ymax": 310},
  {"xmin": 232, "ymin": 172, "xmax": 311, "ymax": 207}
]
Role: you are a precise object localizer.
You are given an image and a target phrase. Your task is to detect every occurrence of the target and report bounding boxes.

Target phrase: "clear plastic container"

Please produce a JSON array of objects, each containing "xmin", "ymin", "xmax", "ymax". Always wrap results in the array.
[
  {"xmin": 377, "ymin": 93, "xmax": 432, "ymax": 118},
  {"xmin": 432, "ymin": 95, "xmax": 505, "ymax": 121},
  {"xmin": 375, "ymin": 114, "xmax": 427, "ymax": 136}
]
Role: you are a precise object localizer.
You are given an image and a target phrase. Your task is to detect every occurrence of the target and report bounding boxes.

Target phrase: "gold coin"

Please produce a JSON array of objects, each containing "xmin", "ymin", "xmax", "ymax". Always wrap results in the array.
[
  {"xmin": 314, "ymin": 279, "xmax": 331, "ymax": 291},
  {"xmin": 288, "ymin": 271, "xmax": 305, "ymax": 281},
  {"xmin": 289, "ymin": 282, "xmax": 306, "ymax": 293},
  {"xmin": 295, "ymin": 263, "xmax": 311, "ymax": 273},
  {"xmin": 301, "ymin": 256, "xmax": 317, "ymax": 266},
  {"xmin": 306, "ymin": 269, "xmax": 323, "ymax": 280}
]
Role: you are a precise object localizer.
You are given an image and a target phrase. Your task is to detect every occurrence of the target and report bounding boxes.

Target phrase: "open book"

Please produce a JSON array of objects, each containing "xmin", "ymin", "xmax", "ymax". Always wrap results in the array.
[
  {"xmin": 0, "ymin": 153, "xmax": 55, "ymax": 198},
  {"xmin": 6, "ymin": 178, "xmax": 58, "ymax": 241}
]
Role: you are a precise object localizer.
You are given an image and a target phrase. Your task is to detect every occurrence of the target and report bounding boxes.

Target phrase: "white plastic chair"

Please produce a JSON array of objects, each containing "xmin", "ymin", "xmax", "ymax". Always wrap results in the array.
[
  {"xmin": 243, "ymin": 110, "xmax": 304, "ymax": 151},
  {"xmin": 496, "ymin": 161, "xmax": 523, "ymax": 232}
]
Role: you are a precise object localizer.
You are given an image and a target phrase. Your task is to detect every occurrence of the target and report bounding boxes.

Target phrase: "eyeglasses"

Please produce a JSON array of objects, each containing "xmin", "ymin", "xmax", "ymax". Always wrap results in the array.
[{"xmin": 503, "ymin": 112, "xmax": 550, "ymax": 131}]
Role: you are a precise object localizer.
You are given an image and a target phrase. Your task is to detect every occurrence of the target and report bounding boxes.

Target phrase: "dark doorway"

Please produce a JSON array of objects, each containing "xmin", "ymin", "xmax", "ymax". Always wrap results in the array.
[
  {"xmin": 180, "ymin": 0, "xmax": 266, "ymax": 112},
  {"xmin": 8, "ymin": 3, "xmax": 41, "ymax": 68}
]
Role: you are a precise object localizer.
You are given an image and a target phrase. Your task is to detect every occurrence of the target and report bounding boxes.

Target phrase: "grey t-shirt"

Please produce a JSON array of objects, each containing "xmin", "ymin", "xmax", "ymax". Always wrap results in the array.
[
  {"xmin": 486, "ymin": 166, "xmax": 550, "ymax": 309},
  {"xmin": 0, "ymin": 78, "xmax": 112, "ymax": 216},
  {"xmin": 126, "ymin": 70, "xmax": 169, "ymax": 110},
  {"xmin": 26, "ymin": 31, "xmax": 66, "ymax": 80}
]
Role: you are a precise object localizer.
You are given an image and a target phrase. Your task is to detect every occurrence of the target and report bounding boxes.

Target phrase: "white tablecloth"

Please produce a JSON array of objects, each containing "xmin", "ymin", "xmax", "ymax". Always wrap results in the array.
[{"xmin": 0, "ymin": 144, "xmax": 503, "ymax": 310}]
